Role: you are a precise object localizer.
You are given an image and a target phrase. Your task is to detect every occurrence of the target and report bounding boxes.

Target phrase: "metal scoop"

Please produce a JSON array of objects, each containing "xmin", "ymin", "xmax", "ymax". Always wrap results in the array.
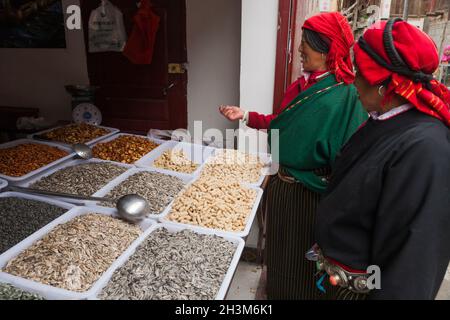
[
  {"xmin": 72, "ymin": 143, "xmax": 93, "ymax": 160},
  {"xmin": 10, "ymin": 186, "xmax": 149, "ymax": 223}
]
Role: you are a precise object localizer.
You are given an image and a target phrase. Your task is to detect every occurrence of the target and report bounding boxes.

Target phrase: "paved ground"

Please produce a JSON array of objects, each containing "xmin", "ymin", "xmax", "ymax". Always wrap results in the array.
[
  {"xmin": 226, "ymin": 262, "xmax": 261, "ymax": 300},
  {"xmin": 227, "ymin": 261, "xmax": 450, "ymax": 300},
  {"xmin": 436, "ymin": 266, "xmax": 450, "ymax": 300}
]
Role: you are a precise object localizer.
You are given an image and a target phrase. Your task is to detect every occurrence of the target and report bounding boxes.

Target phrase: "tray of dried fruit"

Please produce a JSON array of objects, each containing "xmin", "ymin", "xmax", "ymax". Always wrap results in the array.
[
  {"xmin": 28, "ymin": 123, "xmax": 120, "ymax": 147},
  {"xmin": 158, "ymin": 173, "xmax": 264, "ymax": 238},
  {"xmin": 89, "ymin": 223, "xmax": 245, "ymax": 300},
  {"xmin": 134, "ymin": 141, "xmax": 217, "ymax": 177},
  {"xmin": 0, "ymin": 206, "xmax": 157, "ymax": 300},
  {"xmin": 0, "ymin": 139, "xmax": 75, "ymax": 183},
  {"xmin": 92, "ymin": 167, "xmax": 194, "ymax": 220},
  {"xmin": 15, "ymin": 158, "xmax": 134, "ymax": 205},
  {"xmin": 90, "ymin": 133, "xmax": 169, "ymax": 165}
]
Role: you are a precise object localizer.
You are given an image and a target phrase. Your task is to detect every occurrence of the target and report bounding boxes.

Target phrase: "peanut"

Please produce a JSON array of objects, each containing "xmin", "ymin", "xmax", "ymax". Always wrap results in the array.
[
  {"xmin": 201, "ymin": 149, "xmax": 264, "ymax": 184},
  {"xmin": 153, "ymin": 149, "xmax": 199, "ymax": 174},
  {"xmin": 167, "ymin": 175, "xmax": 257, "ymax": 232}
]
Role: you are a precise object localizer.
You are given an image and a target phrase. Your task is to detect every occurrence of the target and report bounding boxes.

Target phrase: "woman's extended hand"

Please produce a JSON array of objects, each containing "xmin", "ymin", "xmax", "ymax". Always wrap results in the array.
[{"xmin": 219, "ymin": 105, "xmax": 245, "ymax": 121}]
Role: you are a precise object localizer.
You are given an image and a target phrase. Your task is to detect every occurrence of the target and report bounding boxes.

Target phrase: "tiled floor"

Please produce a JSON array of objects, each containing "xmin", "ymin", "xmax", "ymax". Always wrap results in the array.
[{"xmin": 227, "ymin": 261, "xmax": 450, "ymax": 300}]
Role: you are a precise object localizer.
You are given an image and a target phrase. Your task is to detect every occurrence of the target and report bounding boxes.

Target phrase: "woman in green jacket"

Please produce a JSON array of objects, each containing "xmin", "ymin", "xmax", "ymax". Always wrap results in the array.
[{"xmin": 265, "ymin": 13, "xmax": 367, "ymax": 300}]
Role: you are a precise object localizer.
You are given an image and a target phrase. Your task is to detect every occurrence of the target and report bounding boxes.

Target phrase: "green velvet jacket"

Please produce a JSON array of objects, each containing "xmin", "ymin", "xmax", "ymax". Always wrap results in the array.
[{"xmin": 269, "ymin": 74, "xmax": 368, "ymax": 194}]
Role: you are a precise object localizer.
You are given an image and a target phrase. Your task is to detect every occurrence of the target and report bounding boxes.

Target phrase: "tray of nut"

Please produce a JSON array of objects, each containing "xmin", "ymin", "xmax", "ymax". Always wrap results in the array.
[
  {"xmin": 0, "ymin": 139, "xmax": 75, "ymax": 183},
  {"xmin": 159, "ymin": 172, "xmax": 264, "ymax": 238},
  {"xmin": 29, "ymin": 123, "xmax": 119, "ymax": 147},
  {"xmin": 201, "ymin": 148, "xmax": 272, "ymax": 187},
  {"xmin": 91, "ymin": 133, "xmax": 167, "ymax": 165},
  {"xmin": 135, "ymin": 141, "xmax": 216, "ymax": 177}
]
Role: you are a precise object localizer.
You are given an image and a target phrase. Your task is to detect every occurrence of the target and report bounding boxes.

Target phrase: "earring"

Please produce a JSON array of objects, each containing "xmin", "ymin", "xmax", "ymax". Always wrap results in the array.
[{"xmin": 378, "ymin": 85, "xmax": 384, "ymax": 97}]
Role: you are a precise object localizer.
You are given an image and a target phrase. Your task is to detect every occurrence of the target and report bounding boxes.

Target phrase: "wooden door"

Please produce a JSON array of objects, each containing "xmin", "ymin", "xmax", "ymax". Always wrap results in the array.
[{"xmin": 80, "ymin": 0, "xmax": 187, "ymax": 134}]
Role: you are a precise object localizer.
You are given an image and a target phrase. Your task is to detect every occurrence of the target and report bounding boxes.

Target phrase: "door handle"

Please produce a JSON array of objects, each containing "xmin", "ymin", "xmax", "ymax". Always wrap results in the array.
[{"xmin": 163, "ymin": 83, "xmax": 175, "ymax": 96}]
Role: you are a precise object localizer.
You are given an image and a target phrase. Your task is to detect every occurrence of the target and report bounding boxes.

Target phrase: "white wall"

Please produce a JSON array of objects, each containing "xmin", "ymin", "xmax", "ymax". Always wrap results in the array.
[
  {"xmin": 239, "ymin": 0, "xmax": 278, "ymax": 120},
  {"xmin": 0, "ymin": 0, "xmax": 89, "ymax": 123},
  {"xmin": 186, "ymin": 0, "xmax": 242, "ymax": 138},
  {"xmin": 239, "ymin": 0, "xmax": 279, "ymax": 248},
  {"xmin": 1, "ymin": 0, "xmax": 242, "ymax": 132}
]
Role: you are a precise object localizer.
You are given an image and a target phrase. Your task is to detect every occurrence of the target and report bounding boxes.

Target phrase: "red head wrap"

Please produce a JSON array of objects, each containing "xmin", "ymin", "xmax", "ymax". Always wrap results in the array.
[
  {"xmin": 354, "ymin": 20, "xmax": 450, "ymax": 126},
  {"xmin": 303, "ymin": 12, "xmax": 355, "ymax": 84}
]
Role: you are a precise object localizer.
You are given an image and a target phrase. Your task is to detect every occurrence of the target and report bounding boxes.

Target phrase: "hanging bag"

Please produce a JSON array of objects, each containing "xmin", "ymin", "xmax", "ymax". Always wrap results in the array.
[{"xmin": 88, "ymin": 0, "xmax": 127, "ymax": 53}]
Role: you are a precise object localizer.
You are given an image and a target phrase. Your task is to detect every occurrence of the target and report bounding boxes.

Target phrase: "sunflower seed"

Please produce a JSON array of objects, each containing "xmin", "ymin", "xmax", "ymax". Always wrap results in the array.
[
  {"xmin": 102, "ymin": 171, "xmax": 186, "ymax": 215},
  {"xmin": 99, "ymin": 228, "xmax": 236, "ymax": 300},
  {"xmin": 2, "ymin": 214, "xmax": 141, "ymax": 292},
  {"xmin": 30, "ymin": 162, "xmax": 128, "ymax": 196}
]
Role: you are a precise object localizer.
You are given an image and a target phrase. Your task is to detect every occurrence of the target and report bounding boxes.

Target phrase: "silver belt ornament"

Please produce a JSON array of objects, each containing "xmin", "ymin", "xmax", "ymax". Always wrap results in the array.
[{"xmin": 306, "ymin": 245, "xmax": 371, "ymax": 294}]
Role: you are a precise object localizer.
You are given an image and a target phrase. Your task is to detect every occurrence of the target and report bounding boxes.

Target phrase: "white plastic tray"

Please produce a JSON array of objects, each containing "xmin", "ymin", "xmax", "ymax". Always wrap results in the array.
[
  {"xmin": 135, "ymin": 141, "xmax": 217, "ymax": 177},
  {"xmin": 90, "ymin": 133, "xmax": 168, "ymax": 165},
  {"xmin": 159, "ymin": 180, "xmax": 264, "ymax": 238},
  {"xmin": 90, "ymin": 223, "xmax": 245, "ymax": 300},
  {"xmin": 0, "ymin": 178, "xmax": 7, "ymax": 191},
  {"xmin": 0, "ymin": 192, "xmax": 75, "ymax": 261},
  {"xmin": 203, "ymin": 148, "xmax": 272, "ymax": 187},
  {"xmin": 0, "ymin": 139, "xmax": 75, "ymax": 183},
  {"xmin": 28, "ymin": 124, "xmax": 120, "ymax": 147},
  {"xmin": 92, "ymin": 167, "xmax": 194, "ymax": 219},
  {"xmin": 0, "ymin": 206, "xmax": 156, "ymax": 300},
  {"xmin": 16, "ymin": 158, "xmax": 134, "ymax": 205}
]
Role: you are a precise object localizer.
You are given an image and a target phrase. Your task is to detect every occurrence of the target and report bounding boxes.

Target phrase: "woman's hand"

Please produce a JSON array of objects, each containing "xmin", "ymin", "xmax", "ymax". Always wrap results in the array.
[{"xmin": 219, "ymin": 105, "xmax": 245, "ymax": 121}]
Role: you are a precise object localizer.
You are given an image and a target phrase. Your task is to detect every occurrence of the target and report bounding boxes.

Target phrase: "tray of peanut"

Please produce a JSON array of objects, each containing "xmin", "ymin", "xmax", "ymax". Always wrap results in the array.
[
  {"xmin": 135, "ymin": 141, "xmax": 216, "ymax": 177},
  {"xmin": 159, "ymin": 172, "xmax": 264, "ymax": 238}
]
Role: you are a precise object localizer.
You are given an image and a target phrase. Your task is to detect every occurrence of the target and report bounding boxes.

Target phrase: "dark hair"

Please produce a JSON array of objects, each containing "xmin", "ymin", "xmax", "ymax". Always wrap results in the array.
[
  {"xmin": 357, "ymin": 18, "xmax": 433, "ymax": 89},
  {"xmin": 303, "ymin": 28, "xmax": 330, "ymax": 54}
]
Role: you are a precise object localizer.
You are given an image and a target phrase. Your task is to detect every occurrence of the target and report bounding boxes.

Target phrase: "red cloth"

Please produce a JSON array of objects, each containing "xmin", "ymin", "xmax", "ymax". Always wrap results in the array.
[
  {"xmin": 123, "ymin": 0, "xmax": 160, "ymax": 65},
  {"xmin": 247, "ymin": 71, "xmax": 328, "ymax": 129},
  {"xmin": 354, "ymin": 20, "xmax": 450, "ymax": 126},
  {"xmin": 302, "ymin": 12, "xmax": 355, "ymax": 85}
]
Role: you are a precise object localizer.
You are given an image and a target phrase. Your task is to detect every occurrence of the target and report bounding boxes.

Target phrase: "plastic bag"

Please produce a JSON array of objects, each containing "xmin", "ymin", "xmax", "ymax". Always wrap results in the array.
[{"xmin": 88, "ymin": 0, "xmax": 127, "ymax": 53}]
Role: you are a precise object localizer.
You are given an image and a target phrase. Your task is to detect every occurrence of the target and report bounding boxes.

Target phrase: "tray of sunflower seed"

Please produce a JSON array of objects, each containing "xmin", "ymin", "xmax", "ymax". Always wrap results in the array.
[
  {"xmin": 29, "ymin": 123, "xmax": 119, "ymax": 147},
  {"xmin": 0, "ymin": 206, "xmax": 156, "ymax": 300},
  {"xmin": 93, "ymin": 167, "xmax": 191, "ymax": 219}
]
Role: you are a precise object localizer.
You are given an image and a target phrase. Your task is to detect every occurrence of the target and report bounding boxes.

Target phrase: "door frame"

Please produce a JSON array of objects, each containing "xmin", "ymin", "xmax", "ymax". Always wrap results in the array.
[{"xmin": 273, "ymin": 0, "xmax": 298, "ymax": 112}]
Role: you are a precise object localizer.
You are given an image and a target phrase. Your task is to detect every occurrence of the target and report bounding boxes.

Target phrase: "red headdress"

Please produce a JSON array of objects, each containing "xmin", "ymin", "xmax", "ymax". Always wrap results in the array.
[
  {"xmin": 354, "ymin": 19, "xmax": 450, "ymax": 126},
  {"xmin": 303, "ymin": 12, "xmax": 355, "ymax": 84}
]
